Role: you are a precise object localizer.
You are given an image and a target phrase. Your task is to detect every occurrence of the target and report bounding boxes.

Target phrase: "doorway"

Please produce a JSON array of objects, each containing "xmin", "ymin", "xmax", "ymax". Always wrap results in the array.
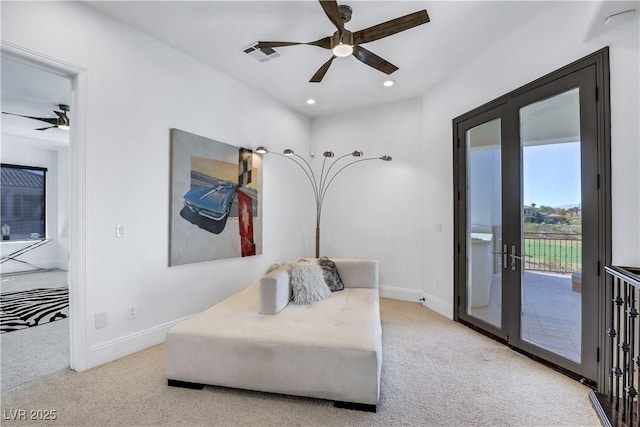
[
  {"xmin": 454, "ymin": 48, "xmax": 611, "ymax": 385},
  {"xmin": 0, "ymin": 42, "xmax": 89, "ymax": 374},
  {"xmin": 0, "ymin": 56, "xmax": 73, "ymax": 390}
]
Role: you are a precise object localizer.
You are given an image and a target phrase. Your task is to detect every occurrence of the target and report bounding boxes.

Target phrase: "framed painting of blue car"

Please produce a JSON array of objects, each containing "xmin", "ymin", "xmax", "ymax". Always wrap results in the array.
[{"xmin": 169, "ymin": 129, "xmax": 262, "ymax": 266}]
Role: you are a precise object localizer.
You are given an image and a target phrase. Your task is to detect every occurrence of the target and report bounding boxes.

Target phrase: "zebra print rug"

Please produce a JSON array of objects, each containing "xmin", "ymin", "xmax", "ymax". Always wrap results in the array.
[{"xmin": 0, "ymin": 288, "xmax": 69, "ymax": 334}]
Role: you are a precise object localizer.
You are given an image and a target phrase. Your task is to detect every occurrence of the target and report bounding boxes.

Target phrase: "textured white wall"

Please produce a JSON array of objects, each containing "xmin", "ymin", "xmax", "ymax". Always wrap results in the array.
[
  {"xmin": 1, "ymin": 1, "xmax": 312, "ymax": 368},
  {"xmin": 418, "ymin": 1, "xmax": 639, "ymax": 316},
  {"xmin": 311, "ymin": 2, "xmax": 639, "ymax": 319},
  {"xmin": 1, "ymin": 1, "xmax": 637, "ymax": 366},
  {"xmin": 311, "ymin": 97, "xmax": 425, "ymax": 301}
]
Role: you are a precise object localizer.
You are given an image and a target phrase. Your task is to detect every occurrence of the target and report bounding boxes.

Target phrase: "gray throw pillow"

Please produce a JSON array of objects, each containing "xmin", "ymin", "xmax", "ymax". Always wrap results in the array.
[
  {"xmin": 317, "ymin": 256, "xmax": 344, "ymax": 291},
  {"xmin": 288, "ymin": 259, "xmax": 331, "ymax": 304}
]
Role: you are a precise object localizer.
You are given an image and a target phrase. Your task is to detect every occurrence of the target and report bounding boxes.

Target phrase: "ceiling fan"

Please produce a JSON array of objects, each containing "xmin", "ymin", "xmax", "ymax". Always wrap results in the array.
[
  {"xmin": 2, "ymin": 104, "xmax": 70, "ymax": 131},
  {"xmin": 256, "ymin": 1, "xmax": 430, "ymax": 83}
]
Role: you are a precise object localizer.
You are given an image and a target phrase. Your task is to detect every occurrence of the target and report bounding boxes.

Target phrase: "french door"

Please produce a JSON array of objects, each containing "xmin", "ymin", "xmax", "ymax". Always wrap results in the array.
[{"xmin": 454, "ymin": 49, "xmax": 610, "ymax": 385}]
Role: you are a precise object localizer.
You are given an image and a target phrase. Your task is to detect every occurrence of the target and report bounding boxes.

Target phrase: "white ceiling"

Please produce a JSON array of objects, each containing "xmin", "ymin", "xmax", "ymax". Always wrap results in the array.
[
  {"xmin": 1, "ymin": 1, "xmax": 636, "ymax": 144},
  {"xmin": 1, "ymin": 56, "xmax": 71, "ymax": 147},
  {"xmin": 86, "ymin": 0, "xmax": 560, "ymax": 118}
]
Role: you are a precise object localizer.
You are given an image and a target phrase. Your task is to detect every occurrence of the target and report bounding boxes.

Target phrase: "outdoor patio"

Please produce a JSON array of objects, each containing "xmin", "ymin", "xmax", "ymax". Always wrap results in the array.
[{"xmin": 470, "ymin": 271, "xmax": 581, "ymax": 363}]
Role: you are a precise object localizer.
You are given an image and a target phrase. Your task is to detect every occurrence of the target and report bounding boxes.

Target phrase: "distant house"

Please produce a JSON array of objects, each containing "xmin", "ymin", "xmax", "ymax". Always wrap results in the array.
[
  {"xmin": 545, "ymin": 214, "xmax": 565, "ymax": 224},
  {"xmin": 524, "ymin": 203, "xmax": 538, "ymax": 219},
  {"xmin": 524, "ymin": 203, "xmax": 547, "ymax": 223}
]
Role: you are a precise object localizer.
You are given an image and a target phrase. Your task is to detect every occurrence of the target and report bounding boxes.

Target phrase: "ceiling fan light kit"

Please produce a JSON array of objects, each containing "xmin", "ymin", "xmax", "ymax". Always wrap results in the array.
[
  {"xmin": 331, "ymin": 29, "xmax": 354, "ymax": 57},
  {"xmin": 256, "ymin": 1, "xmax": 429, "ymax": 83}
]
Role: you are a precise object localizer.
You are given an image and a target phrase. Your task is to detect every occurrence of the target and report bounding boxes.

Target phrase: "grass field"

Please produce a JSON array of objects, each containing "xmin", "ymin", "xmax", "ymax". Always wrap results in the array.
[{"xmin": 524, "ymin": 238, "xmax": 582, "ymax": 272}]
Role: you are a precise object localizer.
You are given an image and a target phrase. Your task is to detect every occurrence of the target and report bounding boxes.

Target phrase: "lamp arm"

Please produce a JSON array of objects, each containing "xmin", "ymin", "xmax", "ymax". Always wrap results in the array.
[
  {"xmin": 271, "ymin": 152, "xmax": 320, "ymax": 205},
  {"xmin": 318, "ymin": 157, "xmax": 380, "ymax": 220},
  {"xmin": 293, "ymin": 153, "xmax": 320, "ymax": 199},
  {"xmin": 320, "ymin": 152, "xmax": 353, "ymax": 194},
  {"xmin": 319, "ymin": 155, "xmax": 329, "ymax": 194}
]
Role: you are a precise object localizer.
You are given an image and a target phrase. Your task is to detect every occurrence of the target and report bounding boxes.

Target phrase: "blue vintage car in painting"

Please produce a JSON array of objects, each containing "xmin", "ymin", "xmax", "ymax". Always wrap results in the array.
[{"xmin": 183, "ymin": 180, "xmax": 236, "ymax": 222}]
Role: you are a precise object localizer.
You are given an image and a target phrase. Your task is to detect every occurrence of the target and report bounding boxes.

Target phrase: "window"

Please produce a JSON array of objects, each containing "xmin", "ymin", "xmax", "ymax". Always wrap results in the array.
[{"xmin": 0, "ymin": 164, "xmax": 47, "ymax": 241}]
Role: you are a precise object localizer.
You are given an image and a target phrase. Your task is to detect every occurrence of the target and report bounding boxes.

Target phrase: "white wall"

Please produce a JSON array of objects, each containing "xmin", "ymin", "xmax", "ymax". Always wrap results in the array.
[
  {"xmin": 1, "ymin": 1, "xmax": 637, "ymax": 368},
  {"xmin": 313, "ymin": 2, "xmax": 639, "ymax": 319},
  {"xmin": 311, "ymin": 97, "xmax": 426, "ymax": 302},
  {"xmin": 418, "ymin": 1, "xmax": 639, "ymax": 317},
  {"xmin": 0, "ymin": 137, "xmax": 69, "ymax": 273},
  {"xmin": 1, "ymin": 1, "xmax": 313, "ymax": 368}
]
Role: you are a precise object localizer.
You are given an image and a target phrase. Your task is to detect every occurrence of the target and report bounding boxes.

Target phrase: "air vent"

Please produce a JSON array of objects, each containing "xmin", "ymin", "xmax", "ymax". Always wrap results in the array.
[{"xmin": 242, "ymin": 43, "xmax": 281, "ymax": 63}]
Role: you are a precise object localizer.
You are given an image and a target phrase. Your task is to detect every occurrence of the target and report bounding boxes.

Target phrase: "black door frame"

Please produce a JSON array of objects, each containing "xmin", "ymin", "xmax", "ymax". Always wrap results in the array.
[{"xmin": 453, "ymin": 47, "xmax": 611, "ymax": 387}]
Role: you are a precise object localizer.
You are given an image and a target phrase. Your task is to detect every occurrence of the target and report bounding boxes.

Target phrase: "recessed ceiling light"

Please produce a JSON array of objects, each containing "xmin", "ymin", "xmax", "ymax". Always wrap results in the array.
[
  {"xmin": 383, "ymin": 80, "xmax": 395, "ymax": 87},
  {"xmin": 306, "ymin": 98, "xmax": 316, "ymax": 105}
]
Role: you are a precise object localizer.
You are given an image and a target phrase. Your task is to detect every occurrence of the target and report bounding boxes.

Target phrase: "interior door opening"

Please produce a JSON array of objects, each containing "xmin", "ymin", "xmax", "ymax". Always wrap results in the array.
[{"xmin": 0, "ymin": 53, "xmax": 73, "ymax": 389}]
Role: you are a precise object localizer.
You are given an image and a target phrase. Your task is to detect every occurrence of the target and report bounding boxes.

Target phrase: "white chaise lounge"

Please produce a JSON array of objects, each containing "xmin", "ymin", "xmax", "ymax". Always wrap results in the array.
[{"xmin": 165, "ymin": 259, "xmax": 382, "ymax": 411}]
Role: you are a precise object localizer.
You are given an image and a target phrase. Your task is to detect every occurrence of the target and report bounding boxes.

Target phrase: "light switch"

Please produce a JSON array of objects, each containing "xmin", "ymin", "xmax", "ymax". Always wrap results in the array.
[{"xmin": 116, "ymin": 224, "xmax": 125, "ymax": 238}]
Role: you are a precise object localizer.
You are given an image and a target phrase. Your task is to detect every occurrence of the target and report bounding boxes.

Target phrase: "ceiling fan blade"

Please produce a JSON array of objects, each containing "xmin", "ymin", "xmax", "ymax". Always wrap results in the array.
[
  {"xmin": 256, "ymin": 37, "xmax": 331, "ymax": 50},
  {"xmin": 310, "ymin": 56, "xmax": 336, "ymax": 83},
  {"xmin": 354, "ymin": 10, "xmax": 430, "ymax": 45},
  {"xmin": 352, "ymin": 46, "xmax": 398, "ymax": 75},
  {"xmin": 35, "ymin": 125, "xmax": 56, "ymax": 131},
  {"xmin": 2, "ymin": 111, "xmax": 57, "ymax": 126},
  {"xmin": 319, "ymin": 0, "xmax": 344, "ymax": 34},
  {"xmin": 307, "ymin": 36, "xmax": 331, "ymax": 50},
  {"xmin": 256, "ymin": 41, "xmax": 304, "ymax": 49}
]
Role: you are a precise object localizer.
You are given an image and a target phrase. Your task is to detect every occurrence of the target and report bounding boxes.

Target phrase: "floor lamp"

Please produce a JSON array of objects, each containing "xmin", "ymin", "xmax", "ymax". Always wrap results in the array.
[{"xmin": 256, "ymin": 146, "xmax": 392, "ymax": 258}]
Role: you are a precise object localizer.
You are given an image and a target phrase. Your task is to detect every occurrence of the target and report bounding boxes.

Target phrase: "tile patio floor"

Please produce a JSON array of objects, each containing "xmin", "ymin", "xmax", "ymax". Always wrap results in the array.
[{"xmin": 470, "ymin": 271, "xmax": 581, "ymax": 363}]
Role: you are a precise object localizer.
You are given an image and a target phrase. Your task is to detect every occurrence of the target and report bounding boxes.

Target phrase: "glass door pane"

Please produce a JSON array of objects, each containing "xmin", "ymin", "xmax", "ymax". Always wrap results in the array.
[
  {"xmin": 519, "ymin": 88, "xmax": 582, "ymax": 362},
  {"xmin": 466, "ymin": 118, "xmax": 502, "ymax": 328}
]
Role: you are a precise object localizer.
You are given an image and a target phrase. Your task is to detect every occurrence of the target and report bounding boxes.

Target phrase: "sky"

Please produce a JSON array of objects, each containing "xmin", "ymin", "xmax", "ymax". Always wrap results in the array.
[{"xmin": 523, "ymin": 141, "xmax": 581, "ymax": 208}]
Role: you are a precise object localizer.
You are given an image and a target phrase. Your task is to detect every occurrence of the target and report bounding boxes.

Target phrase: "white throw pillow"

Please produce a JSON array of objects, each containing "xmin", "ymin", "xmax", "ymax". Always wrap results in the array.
[{"xmin": 288, "ymin": 259, "xmax": 331, "ymax": 304}]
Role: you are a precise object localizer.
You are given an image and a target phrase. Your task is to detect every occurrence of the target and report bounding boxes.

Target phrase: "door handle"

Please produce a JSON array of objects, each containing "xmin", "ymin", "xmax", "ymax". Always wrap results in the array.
[{"xmin": 509, "ymin": 245, "xmax": 532, "ymax": 270}]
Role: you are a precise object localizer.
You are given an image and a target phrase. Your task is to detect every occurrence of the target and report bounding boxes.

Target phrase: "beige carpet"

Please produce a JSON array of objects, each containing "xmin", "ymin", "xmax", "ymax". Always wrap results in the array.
[
  {"xmin": 1, "ymin": 270, "xmax": 70, "ymax": 390},
  {"xmin": 1, "ymin": 298, "xmax": 600, "ymax": 426}
]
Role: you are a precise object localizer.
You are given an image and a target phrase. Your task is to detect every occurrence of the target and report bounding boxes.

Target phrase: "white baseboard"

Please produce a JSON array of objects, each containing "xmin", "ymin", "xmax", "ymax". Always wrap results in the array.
[
  {"xmin": 85, "ymin": 290, "xmax": 453, "ymax": 369},
  {"xmin": 87, "ymin": 316, "xmax": 190, "ymax": 369},
  {"xmin": 421, "ymin": 293, "xmax": 453, "ymax": 320},
  {"xmin": 379, "ymin": 285, "xmax": 423, "ymax": 302}
]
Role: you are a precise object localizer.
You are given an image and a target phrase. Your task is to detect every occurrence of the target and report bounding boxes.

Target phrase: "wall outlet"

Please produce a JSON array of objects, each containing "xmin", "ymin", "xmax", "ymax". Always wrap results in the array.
[
  {"xmin": 129, "ymin": 305, "xmax": 136, "ymax": 319},
  {"xmin": 435, "ymin": 223, "xmax": 443, "ymax": 232},
  {"xmin": 95, "ymin": 311, "xmax": 108, "ymax": 329}
]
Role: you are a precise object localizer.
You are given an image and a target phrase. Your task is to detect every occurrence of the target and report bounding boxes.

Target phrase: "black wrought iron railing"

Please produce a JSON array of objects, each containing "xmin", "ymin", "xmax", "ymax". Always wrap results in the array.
[
  {"xmin": 523, "ymin": 232, "xmax": 582, "ymax": 273},
  {"xmin": 591, "ymin": 266, "xmax": 640, "ymax": 427}
]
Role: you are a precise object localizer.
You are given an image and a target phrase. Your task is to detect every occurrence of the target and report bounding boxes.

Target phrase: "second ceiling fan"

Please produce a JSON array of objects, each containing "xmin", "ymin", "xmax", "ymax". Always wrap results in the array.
[
  {"xmin": 2, "ymin": 104, "xmax": 70, "ymax": 131},
  {"xmin": 257, "ymin": 1, "xmax": 430, "ymax": 82}
]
